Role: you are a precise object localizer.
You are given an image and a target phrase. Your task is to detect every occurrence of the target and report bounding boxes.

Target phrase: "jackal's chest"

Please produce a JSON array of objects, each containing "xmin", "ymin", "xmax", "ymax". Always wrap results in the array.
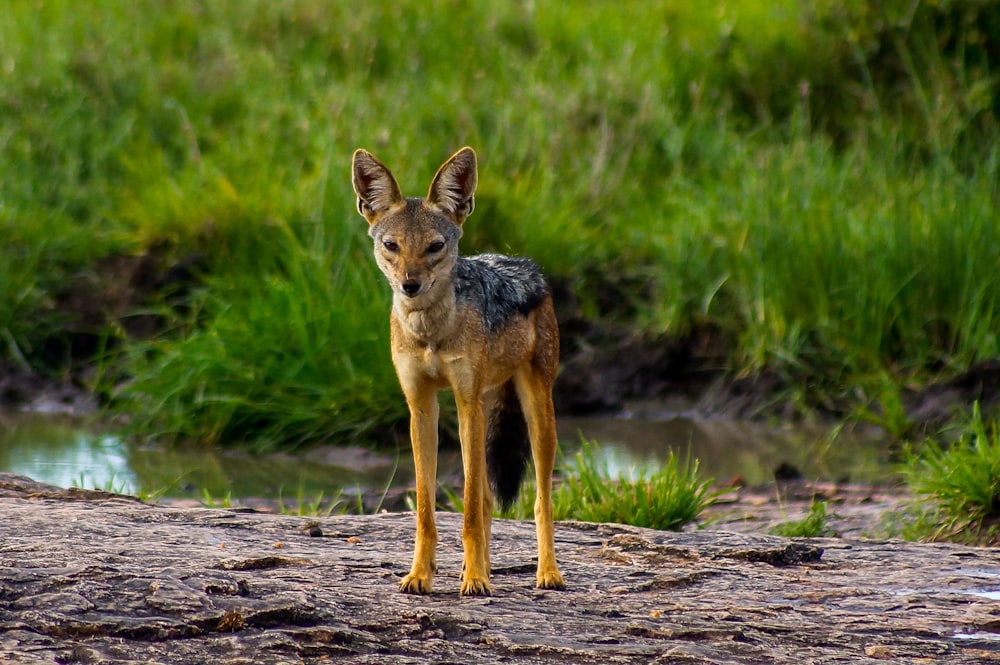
[
  {"xmin": 393, "ymin": 341, "xmax": 475, "ymax": 390},
  {"xmin": 417, "ymin": 345, "xmax": 460, "ymax": 381}
]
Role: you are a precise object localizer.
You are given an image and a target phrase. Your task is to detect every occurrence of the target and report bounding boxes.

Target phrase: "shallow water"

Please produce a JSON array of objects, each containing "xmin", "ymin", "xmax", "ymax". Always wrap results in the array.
[
  {"xmin": 0, "ymin": 405, "xmax": 893, "ymax": 500},
  {"xmin": 0, "ymin": 413, "xmax": 419, "ymax": 500},
  {"xmin": 558, "ymin": 400, "xmax": 891, "ymax": 485}
]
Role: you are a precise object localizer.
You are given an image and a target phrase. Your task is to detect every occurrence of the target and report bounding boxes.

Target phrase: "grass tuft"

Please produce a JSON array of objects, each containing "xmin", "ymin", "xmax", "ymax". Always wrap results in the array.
[
  {"xmin": 501, "ymin": 440, "xmax": 720, "ymax": 531},
  {"xmin": 770, "ymin": 500, "xmax": 832, "ymax": 538},
  {"xmin": 900, "ymin": 404, "xmax": 1000, "ymax": 544}
]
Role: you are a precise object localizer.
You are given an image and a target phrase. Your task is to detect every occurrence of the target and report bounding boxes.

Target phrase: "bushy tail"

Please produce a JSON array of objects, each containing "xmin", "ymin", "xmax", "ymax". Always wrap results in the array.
[{"xmin": 486, "ymin": 380, "xmax": 531, "ymax": 511}]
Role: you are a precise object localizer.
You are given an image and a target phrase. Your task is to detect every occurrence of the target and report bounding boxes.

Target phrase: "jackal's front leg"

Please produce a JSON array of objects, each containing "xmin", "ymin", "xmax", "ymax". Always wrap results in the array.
[
  {"xmin": 456, "ymin": 393, "xmax": 492, "ymax": 596},
  {"xmin": 399, "ymin": 392, "xmax": 439, "ymax": 594}
]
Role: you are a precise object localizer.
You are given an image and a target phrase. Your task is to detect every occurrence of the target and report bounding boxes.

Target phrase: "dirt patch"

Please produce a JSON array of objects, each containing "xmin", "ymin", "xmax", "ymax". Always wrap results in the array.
[{"xmin": 904, "ymin": 360, "xmax": 1000, "ymax": 432}]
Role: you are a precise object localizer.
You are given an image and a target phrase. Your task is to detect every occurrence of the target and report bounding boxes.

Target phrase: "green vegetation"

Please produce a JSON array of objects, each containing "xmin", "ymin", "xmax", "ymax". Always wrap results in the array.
[
  {"xmin": 898, "ymin": 405, "xmax": 1000, "ymax": 545},
  {"xmin": 72, "ymin": 471, "xmax": 132, "ymax": 496},
  {"xmin": 199, "ymin": 488, "xmax": 234, "ymax": 510},
  {"xmin": 276, "ymin": 488, "xmax": 347, "ymax": 517},
  {"xmin": 71, "ymin": 471, "xmax": 164, "ymax": 503},
  {"xmin": 499, "ymin": 441, "xmax": 719, "ymax": 530},
  {"xmin": 1, "ymin": 1, "xmax": 998, "ymax": 450},
  {"xmin": 770, "ymin": 500, "xmax": 832, "ymax": 538}
]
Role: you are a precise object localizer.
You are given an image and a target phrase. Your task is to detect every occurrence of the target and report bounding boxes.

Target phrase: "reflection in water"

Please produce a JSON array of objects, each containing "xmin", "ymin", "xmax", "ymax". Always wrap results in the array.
[
  {"xmin": 0, "ymin": 406, "xmax": 893, "ymax": 499},
  {"xmin": 0, "ymin": 414, "xmax": 417, "ymax": 499},
  {"xmin": 0, "ymin": 415, "xmax": 135, "ymax": 493},
  {"xmin": 558, "ymin": 404, "xmax": 890, "ymax": 486}
]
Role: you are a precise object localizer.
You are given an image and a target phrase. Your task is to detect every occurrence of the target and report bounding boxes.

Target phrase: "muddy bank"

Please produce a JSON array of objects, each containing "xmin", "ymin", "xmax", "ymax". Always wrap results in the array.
[
  {"xmin": 0, "ymin": 360, "xmax": 96, "ymax": 416},
  {"xmin": 1, "ymin": 250, "xmax": 997, "ymax": 433},
  {"xmin": 3, "ymin": 472, "xmax": 999, "ymax": 664},
  {"xmin": 554, "ymin": 321, "xmax": 1000, "ymax": 433},
  {"xmin": 4, "ymin": 327, "xmax": 999, "ymax": 440}
]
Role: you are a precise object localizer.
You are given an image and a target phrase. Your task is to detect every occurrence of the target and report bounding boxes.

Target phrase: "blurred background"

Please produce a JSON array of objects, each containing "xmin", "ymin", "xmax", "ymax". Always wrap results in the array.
[{"xmin": 1, "ymin": 1, "xmax": 998, "ymax": 504}]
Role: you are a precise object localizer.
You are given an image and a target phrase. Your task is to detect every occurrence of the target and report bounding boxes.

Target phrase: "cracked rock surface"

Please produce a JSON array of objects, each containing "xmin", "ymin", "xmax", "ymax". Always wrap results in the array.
[{"xmin": 2, "ymin": 472, "xmax": 999, "ymax": 664}]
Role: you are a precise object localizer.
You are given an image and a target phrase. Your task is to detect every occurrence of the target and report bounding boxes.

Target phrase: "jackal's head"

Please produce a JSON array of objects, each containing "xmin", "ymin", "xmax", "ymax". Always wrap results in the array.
[{"xmin": 352, "ymin": 147, "xmax": 477, "ymax": 303}]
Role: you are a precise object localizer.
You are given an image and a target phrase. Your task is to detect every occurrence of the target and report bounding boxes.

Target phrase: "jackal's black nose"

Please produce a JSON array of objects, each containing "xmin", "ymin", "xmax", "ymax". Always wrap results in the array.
[{"xmin": 401, "ymin": 279, "xmax": 421, "ymax": 297}]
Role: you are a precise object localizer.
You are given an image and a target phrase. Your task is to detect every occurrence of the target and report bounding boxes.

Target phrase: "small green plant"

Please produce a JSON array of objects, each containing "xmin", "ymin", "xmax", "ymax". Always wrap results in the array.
[
  {"xmin": 434, "ymin": 483, "xmax": 465, "ymax": 514},
  {"xmin": 276, "ymin": 487, "xmax": 346, "ymax": 517},
  {"xmin": 852, "ymin": 374, "xmax": 914, "ymax": 440},
  {"xmin": 73, "ymin": 472, "xmax": 133, "ymax": 496},
  {"xmin": 770, "ymin": 500, "xmax": 832, "ymax": 538},
  {"xmin": 199, "ymin": 488, "xmax": 233, "ymax": 509},
  {"xmin": 900, "ymin": 404, "xmax": 1000, "ymax": 544}
]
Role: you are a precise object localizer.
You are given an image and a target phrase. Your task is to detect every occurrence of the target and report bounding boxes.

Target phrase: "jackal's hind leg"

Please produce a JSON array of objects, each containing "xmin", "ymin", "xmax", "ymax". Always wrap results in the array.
[{"xmin": 515, "ymin": 367, "xmax": 566, "ymax": 590}]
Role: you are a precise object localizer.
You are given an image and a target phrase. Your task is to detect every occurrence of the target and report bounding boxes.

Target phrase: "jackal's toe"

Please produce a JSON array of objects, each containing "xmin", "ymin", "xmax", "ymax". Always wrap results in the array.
[
  {"xmin": 536, "ymin": 569, "xmax": 566, "ymax": 590},
  {"xmin": 460, "ymin": 576, "xmax": 492, "ymax": 597},
  {"xmin": 399, "ymin": 573, "xmax": 433, "ymax": 594}
]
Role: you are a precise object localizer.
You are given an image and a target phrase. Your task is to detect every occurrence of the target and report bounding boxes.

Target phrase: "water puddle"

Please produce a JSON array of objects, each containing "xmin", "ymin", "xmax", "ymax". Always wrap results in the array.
[
  {"xmin": 0, "ymin": 415, "xmax": 131, "ymax": 492},
  {"xmin": 0, "ymin": 413, "xmax": 425, "ymax": 501},
  {"xmin": 557, "ymin": 400, "xmax": 891, "ymax": 485},
  {"xmin": 0, "ymin": 404, "xmax": 894, "ymax": 501},
  {"xmin": 952, "ymin": 631, "xmax": 1000, "ymax": 642},
  {"xmin": 971, "ymin": 590, "xmax": 1000, "ymax": 601}
]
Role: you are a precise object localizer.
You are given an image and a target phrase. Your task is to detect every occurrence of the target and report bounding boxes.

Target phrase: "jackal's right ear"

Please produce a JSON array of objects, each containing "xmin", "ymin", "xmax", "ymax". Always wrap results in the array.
[{"xmin": 352, "ymin": 149, "xmax": 404, "ymax": 222}]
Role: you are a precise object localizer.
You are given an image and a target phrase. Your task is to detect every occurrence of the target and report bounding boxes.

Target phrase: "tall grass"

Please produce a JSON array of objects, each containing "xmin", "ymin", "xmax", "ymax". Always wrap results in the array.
[
  {"xmin": 113, "ymin": 217, "xmax": 403, "ymax": 450},
  {"xmin": 1, "ymin": 1, "xmax": 998, "ymax": 447}
]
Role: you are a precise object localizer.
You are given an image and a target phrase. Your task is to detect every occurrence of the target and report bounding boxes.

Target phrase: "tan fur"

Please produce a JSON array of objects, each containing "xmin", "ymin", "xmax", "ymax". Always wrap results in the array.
[{"xmin": 352, "ymin": 147, "xmax": 565, "ymax": 596}]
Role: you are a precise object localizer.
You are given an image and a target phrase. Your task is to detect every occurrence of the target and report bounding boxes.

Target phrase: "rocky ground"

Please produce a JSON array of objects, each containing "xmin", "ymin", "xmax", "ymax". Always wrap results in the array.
[{"xmin": 3, "ymin": 472, "xmax": 999, "ymax": 664}]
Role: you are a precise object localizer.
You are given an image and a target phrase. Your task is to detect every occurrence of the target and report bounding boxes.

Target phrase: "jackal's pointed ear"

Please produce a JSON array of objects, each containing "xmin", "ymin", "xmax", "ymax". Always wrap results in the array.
[
  {"xmin": 427, "ymin": 147, "xmax": 477, "ymax": 224},
  {"xmin": 352, "ymin": 149, "xmax": 404, "ymax": 222}
]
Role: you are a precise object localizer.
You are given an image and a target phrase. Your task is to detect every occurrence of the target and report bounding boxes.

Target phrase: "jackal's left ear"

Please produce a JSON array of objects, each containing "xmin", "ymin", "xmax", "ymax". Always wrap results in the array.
[
  {"xmin": 352, "ymin": 149, "xmax": 404, "ymax": 222},
  {"xmin": 427, "ymin": 147, "xmax": 477, "ymax": 224}
]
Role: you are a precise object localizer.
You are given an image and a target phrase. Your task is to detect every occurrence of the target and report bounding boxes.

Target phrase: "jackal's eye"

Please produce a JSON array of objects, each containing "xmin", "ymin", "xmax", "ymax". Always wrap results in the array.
[
  {"xmin": 382, "ymin": 239, "xmax": 399, "ymax": 252},
  {"xmin": 427, "ymin": 240, "xmax": 445, "ymax": 253}
]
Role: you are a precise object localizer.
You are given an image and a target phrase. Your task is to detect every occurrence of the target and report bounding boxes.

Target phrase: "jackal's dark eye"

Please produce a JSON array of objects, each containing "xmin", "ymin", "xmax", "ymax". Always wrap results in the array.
[
  {"xmin": 382, "ymin": 240, "xmax": 399, "ymax": 252},
  {"xmin": 427, "ymin": 240, "xmax": 445, "ymax": 253}
]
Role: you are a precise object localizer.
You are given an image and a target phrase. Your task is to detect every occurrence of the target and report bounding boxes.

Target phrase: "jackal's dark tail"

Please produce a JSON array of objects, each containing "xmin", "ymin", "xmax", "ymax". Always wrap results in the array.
[{"xmin": 486, "ymin": 380, "xmax": 531, "ymax": 511}]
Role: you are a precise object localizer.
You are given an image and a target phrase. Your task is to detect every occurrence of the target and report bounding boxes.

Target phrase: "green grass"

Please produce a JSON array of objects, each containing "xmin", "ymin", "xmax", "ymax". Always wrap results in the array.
[
  {"xmin": 899, "ymin": 404, "xmax": 1000, "ymax": 545},
  {"xmin": 770, "ymin": 500, "xmax": 832, "ymax": 538},
  {"xmin": 497, "ymin": 440, "xmax": 719, "ymax": 531},
  {"xmin": 110, "ymin": 219, "xmax": 403, "ymax": 451},
  {"xmin": 1, "ymin": 1, "xmax": 998, "ymax": 448}
]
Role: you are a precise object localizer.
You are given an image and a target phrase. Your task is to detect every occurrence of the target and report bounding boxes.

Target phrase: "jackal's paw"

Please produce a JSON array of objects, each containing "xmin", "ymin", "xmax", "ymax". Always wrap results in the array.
[
  {"xmin": 460, "ymin": 575, "xmax": 492, "ymax": 597},
  {"xmin": 536, "ymin": 569, "xmax": 566, "ymax": 591},
  {"xmin": 399, "ymin": 573, "xmax": 433, "ymax": 594}
]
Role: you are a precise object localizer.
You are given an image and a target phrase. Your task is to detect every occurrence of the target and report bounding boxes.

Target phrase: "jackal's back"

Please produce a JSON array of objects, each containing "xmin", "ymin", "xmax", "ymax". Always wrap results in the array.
[{"xmin": 456, "ymin": 254, "xmax": 550, "ymax": 333}]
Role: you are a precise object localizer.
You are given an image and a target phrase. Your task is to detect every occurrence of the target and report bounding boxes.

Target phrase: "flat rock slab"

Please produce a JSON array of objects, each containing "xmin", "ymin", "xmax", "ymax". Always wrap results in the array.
[{"xmin": 1, "ymin": 473, "xmax": 999, "ymax": 664}]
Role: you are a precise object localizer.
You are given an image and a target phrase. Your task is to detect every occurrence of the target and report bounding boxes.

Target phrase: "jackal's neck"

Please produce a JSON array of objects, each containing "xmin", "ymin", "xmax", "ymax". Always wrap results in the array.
[{"xmin": 392, "ymin": 275, "xmax": 458, "ymax": 344}]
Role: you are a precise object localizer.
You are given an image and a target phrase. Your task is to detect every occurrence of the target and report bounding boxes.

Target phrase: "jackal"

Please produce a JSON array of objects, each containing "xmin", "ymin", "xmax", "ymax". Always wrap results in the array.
[{"xmin": 352, "ymin": 147, "xmax": 565, "ymax": 596}]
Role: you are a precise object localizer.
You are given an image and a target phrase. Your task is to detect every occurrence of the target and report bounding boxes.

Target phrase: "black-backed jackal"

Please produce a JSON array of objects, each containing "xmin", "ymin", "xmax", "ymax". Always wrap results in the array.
[{"xmin": 352, "ymin": 147, "xmax": 565, "ymax": 596}]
